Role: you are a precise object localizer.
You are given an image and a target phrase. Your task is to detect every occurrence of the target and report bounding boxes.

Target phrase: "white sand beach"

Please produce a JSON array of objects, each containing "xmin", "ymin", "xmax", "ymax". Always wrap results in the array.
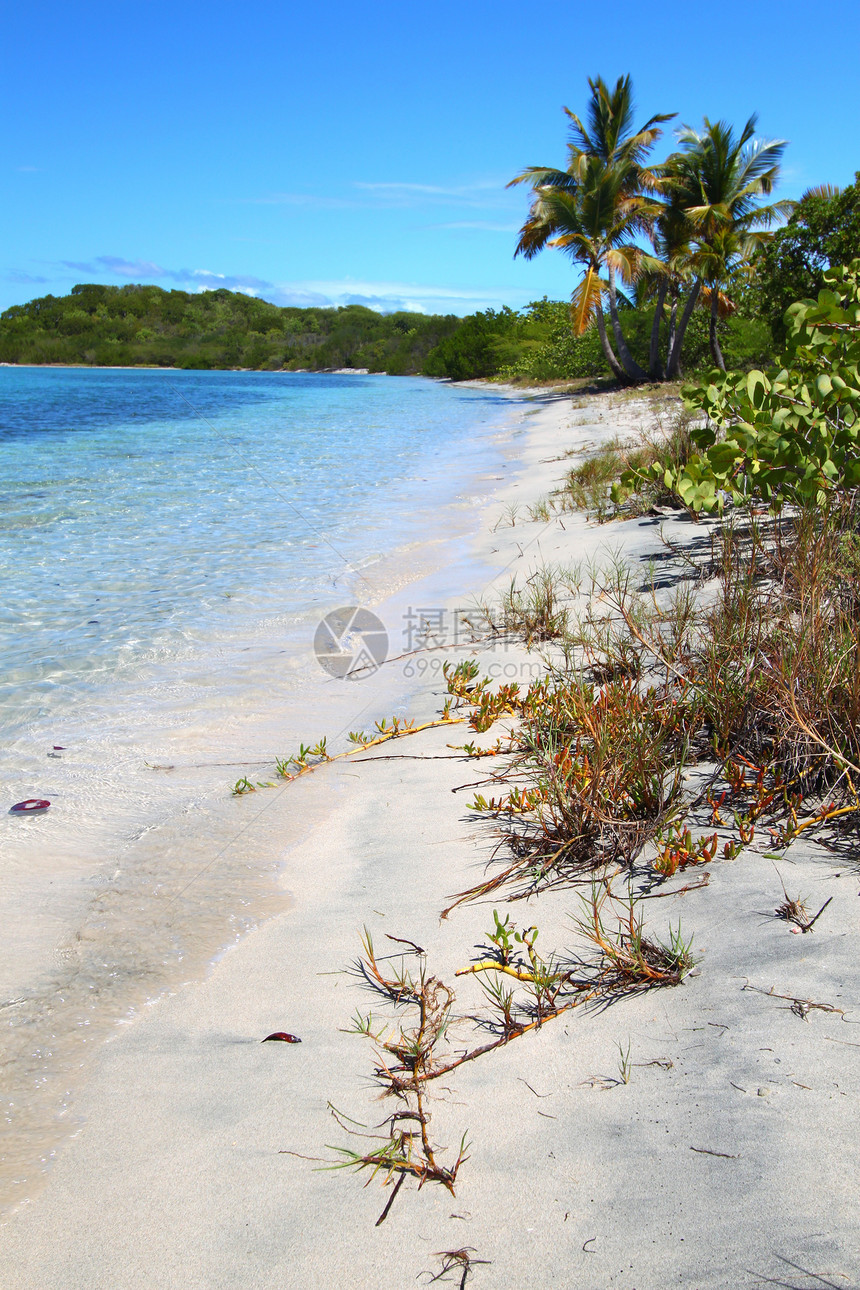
[{"xmin": 2, "ymin": 388, "xmax": 858, "ymax": 1289}]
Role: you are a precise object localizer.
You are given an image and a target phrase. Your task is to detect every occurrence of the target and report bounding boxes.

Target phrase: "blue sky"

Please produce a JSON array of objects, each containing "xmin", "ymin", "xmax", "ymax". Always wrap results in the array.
[{"xmin": 3, "ymin": 0, "xmax": 859, "ymax": 316}]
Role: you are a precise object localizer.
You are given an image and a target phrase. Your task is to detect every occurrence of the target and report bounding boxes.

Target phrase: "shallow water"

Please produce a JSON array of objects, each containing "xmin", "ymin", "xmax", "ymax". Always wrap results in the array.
[
  {"xmin": 0, "ymin": 367, "xmax": 525, "ymax": 1210},
  {"xmin": 0, "ymin": 368, "xmax": 514, "ymax": 723}
]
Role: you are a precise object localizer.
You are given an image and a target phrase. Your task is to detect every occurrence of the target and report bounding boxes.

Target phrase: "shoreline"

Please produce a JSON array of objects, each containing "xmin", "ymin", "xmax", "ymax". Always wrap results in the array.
[
  {"xmin": 3, "ymin": 386, "xmax": 858, "ymax": 1287},
  {"xmin": 0, "ymin": 368, "xmax": 531, "ymax": 1212},
  {"xmin": 0, "ymin": 373, "xmax": 530, "ymax": 1216},
  {"xmin": 0, "ymin": 363, "xmax": 376, "ymax": 372}
]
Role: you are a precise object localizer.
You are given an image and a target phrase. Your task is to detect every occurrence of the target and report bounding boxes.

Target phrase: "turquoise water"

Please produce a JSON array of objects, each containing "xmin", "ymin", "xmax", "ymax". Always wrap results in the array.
[
  {"xmin": 0, "ymin": 366, "xmax": 524, "ymax": 1208},
  {"xmin": 0, "ymin": 368, "xmax": 515, "ymax": 730}
]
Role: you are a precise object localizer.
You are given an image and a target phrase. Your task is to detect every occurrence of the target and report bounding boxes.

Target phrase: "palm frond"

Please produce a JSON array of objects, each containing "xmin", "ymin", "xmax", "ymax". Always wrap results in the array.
[
  {"xmin": 606, "ymin": 244, "xmax": 643, "ymax": 286},
  {"xmin": 801, "ymin": 183, "xmax": 842, "ymax": 201},
  {"xmin": 570, "ymin": 268, "xmax": 606, "ymax": 335},
  {"xmin": 507, "ymin": 166, "xmax": 577, "ymax": 191},
  {"xmin": 699, "ymin": 285, "xmax": 736, "ymax": 317}
]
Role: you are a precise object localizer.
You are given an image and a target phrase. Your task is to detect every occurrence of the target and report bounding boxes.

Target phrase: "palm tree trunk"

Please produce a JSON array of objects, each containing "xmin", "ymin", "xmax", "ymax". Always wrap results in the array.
[
  {"xmin": 666, "ymin": 290, "xmax": 679, "ymax": 365},
  {"xmin": 666, "ymin": 278, "xmax": 702, "ymax": 379},
  {"xmin": 594, "ymin": 306, "xmax": 626, "ymax": 382},
  {"xmin": 709, "ymin": 290, "xmax": 726, "ymax": 371},
  {"xmin": 607, "ymin": 263, "xmax": 648, "ymax": 382},
  {"xmin": 648, "ymin": 280, "xmax": 668, "ymax": 379}
]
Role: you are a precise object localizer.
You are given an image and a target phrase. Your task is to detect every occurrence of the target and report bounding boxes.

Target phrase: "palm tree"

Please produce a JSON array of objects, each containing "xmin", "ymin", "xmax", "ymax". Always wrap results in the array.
[
  {"xmin": 664, "ymin": 116, "xmax": 791, "ymax": 374},
  {"xmin": 509, "ymin": 76, "xmax": 672, "ymax": 384},
  {"xmin": 638, "ymin": 189, "xmax": 694, "ymax": 379}
]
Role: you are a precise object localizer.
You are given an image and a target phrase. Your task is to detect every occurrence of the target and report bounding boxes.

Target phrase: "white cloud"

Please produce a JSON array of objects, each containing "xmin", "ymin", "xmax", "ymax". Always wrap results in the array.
[
  {"xmin": 266, "ymin": 277, "xmax": 529, "ymax": 315},
  {"xmin": 58, "ymin": 256, "xmax": 274, "ymax": 295},
  {"xmin": 353, "ymin": 178, "xmax": 512, "ymax": 210},
  {"xmin": 98, "ymin": 256, "xmax": 166, "ymax": 278},
  {"xmin": 355, "ymin": 179, "xmax": 503, "ymax": 197},
  {"xmin": 239, "ymin": 177, "xmax": 516, "ymax": 212}
]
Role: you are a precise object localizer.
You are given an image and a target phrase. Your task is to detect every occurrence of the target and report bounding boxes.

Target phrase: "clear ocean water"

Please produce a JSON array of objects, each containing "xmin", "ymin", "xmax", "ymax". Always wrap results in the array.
[
  {"xmin": 0, "ymin": 368, "xmax": 516, "ymax": 727},
  {"xmin": 0, "ymin": 366, "xmax": 523, "ymax": 1208}
]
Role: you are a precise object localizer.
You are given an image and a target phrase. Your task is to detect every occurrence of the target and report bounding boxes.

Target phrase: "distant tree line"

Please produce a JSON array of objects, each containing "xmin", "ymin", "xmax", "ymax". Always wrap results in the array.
[{"xmin": 0, "ymin": 284, "xmax": 461, "ymax": 374}]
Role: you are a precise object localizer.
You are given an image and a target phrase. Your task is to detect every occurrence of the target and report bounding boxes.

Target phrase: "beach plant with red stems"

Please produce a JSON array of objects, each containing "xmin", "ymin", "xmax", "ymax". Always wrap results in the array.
[
  {"xmin": 325, "ymin": 930, "xmax": 468, "ymax": 1225},
  {"xmin": 327, "ymin": 893, "xmax": 695, "ymax": 1222}
]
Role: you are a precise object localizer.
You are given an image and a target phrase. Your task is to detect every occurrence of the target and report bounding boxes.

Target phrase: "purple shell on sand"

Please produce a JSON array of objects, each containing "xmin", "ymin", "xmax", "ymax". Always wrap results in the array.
[
  {"xmin": 10, "ymin": 799, "xmax": 51, "ymax": 814},
  {"xmin": 261, "ymin": 1032, "xmax": 302, "ymax": 1043}
]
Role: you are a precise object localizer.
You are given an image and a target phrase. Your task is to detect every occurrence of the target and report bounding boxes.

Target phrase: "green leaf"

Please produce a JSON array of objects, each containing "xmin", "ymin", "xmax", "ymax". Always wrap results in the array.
[{"xmin": 746, "ymin": 370, "xmax": 769, "ymax": 409}]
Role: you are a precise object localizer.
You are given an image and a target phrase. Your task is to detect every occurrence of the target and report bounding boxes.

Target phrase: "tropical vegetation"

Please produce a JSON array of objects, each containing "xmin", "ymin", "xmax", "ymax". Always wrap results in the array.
[
  {"xmin": 509, "ymin": 75, "xmax": 672, "ymax": 383},
  {"xmin": 509, "ymin": 75, "xmax": 793, "ymax": 382},
  {"xmin": 755, "ymin": 173, "xmax": 860, "ymax": 343},
  {"xmin": 0, "ymin": 284, "xmax": 783, "ymax": 383},
  {"xmin": 0, "ymin": 283, "xmax": 460, "ymax": 374},
  {"xmin": 616, "ymin": 261, "xmax": 860, "ymax": 512}
]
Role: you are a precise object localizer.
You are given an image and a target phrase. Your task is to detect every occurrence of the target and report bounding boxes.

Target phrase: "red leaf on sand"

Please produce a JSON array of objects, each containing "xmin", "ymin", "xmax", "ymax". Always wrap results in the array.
[{"xmin": 261, "ymin": 1032, "xmax": 302, "ymax": 1043}]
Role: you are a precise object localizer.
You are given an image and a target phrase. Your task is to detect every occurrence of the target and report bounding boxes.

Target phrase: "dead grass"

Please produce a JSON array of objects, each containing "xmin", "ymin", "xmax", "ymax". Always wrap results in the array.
[{"xmin": 556, "ymin": 403, "xmax": 696, "ymax": 521}]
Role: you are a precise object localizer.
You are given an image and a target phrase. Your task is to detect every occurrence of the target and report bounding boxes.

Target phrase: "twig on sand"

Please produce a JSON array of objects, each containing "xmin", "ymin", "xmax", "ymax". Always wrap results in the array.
[
  {"xmin": 747, "ymin": 1253, "xmax": 848, "ymax": 1288},
  {"xmin": 639, "ymin": 874, "xmax": 711, "ymax": 898},
  {"xmin": 517, "ymin": 1078, "xmax": 553, "ymax": 1098},
  {"xmin": 384, "ymin": 934, "xmax": 425, "ymax": 955},
  {"xmin": 374, "ymin": 1172, "xmax": 405, "ymax": 1227},
  {"xmin": 799, "ymin": 896, "xmax": 833, "ymax": 933},
  {"xmin": 424, "ymin": 1248, "xmax": 492, "ymax": 1288},
  {"xmin": 742, "ymin": 980, "xmax": 846, "ymax": 1021}
]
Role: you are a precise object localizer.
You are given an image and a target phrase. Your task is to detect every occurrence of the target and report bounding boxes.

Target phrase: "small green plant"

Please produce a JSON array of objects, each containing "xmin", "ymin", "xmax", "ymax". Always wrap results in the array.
[
  {"xmin": 653, "ymin": 821, "xmax": 718, "ymax": 877},
  {"xmin": 487, "ymin": 909, "xmax": 516, "ymax": 963},
  {"xmin": 493, "ymin": 501, "xmax": 521, "ymax": 530},
  {"xmin": 330, "ymin": 931, "xmax": 468, "ymax": 1224},
  {"xmin": 576, "ymin": 885, "xmax": 697, "ymax": 988},
  {"xmin": 497, "ymin": 567, "xmax": 569, "ymax": 645},
  {"xmin": 443, "ymin": 658, "xmax": 483, "ymax": 699},
  {"xmin": 617, "ymin": 1039, "xmax": 633, "ymax": 1084},
  {"xmin": 455, "ymin": 912, "xmax": 597, "ymax": 1030},
  {"xmin": 528, "ymin": 496, "xmax": 552, "ymax": 522}
]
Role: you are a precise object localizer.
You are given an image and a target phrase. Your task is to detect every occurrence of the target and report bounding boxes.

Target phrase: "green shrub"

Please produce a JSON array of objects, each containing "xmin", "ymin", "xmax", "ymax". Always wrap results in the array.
[{"xmin": 616, "ymin": 262, "xmax": 860, "ymax": 512}]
